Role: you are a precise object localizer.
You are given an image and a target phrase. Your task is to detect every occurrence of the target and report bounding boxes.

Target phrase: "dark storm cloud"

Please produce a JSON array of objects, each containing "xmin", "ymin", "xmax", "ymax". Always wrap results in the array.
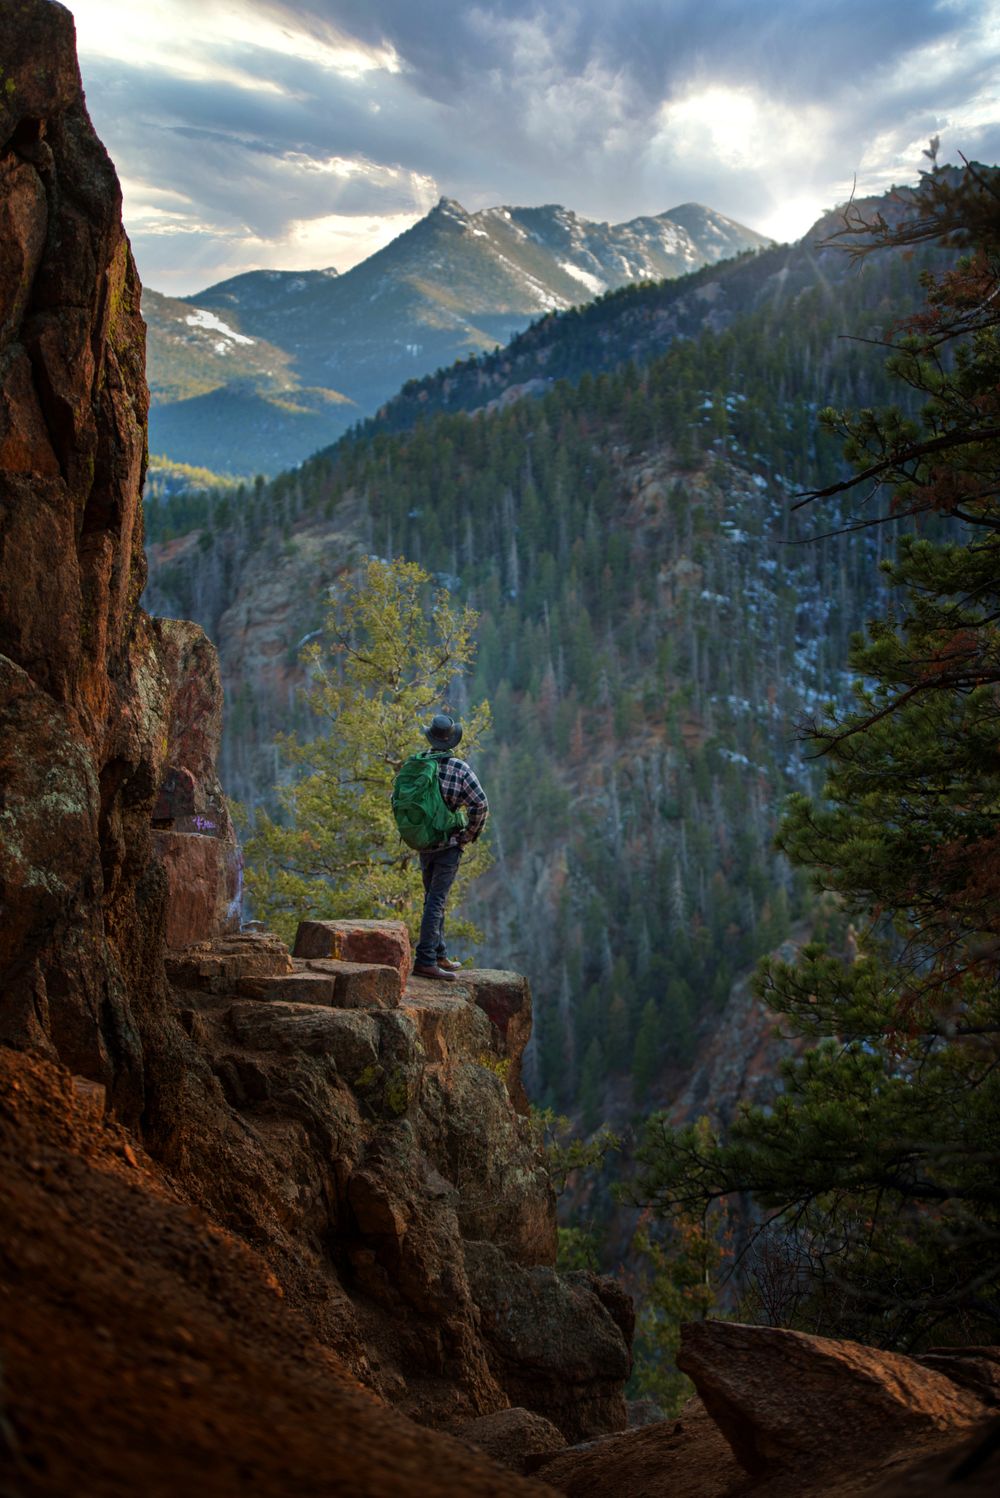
[
  {"xmin": 254, "ymin": 0, "xmax": 976, "ymax": 107},
  {"xmin": 189, "ymin": 0, "xmax": 997, "ymax": 217}
]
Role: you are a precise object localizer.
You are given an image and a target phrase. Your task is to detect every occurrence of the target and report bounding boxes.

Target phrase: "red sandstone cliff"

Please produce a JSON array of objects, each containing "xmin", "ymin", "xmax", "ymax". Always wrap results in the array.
[{"xmin": 0, "ymin": 0, "xmax": 171, "ymax": 1124}]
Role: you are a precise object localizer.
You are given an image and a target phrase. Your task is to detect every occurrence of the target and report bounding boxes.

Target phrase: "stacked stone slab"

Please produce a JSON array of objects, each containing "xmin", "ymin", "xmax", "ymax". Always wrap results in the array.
[{"xmin": 293, "ymin": 917, "xmax": 413, "ymax": 982}]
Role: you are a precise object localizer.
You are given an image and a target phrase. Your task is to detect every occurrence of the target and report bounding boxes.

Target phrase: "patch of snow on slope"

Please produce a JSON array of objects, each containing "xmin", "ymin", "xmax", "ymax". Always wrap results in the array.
[
  {"xmin": 559, "ymin": 262, "xmax": 607, "ymax": 296},
  {"xmin": 185, "ymin": 308, "xmax": 255, "ymax": 346}
]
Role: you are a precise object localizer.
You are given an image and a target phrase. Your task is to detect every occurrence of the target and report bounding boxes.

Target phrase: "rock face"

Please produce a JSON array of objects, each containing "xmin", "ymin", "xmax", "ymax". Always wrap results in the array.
[
  {"xmin": 0, "ymin": 0, "xmax": 167, "ymax": 1123},
  {"xmin": 150, "ymin": 617, "xmax": 241, "ymax": 945}
]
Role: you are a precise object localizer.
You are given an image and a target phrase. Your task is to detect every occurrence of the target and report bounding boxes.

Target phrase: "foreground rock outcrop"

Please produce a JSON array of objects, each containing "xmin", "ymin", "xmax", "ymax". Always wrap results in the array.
[
  {"xmin": 0, "ymin": 1048, "xmax": 555, "ymax": 1498},
  {"xmin": 163, "ymin": 926, "xmax": 630, "ymax": 1432}
]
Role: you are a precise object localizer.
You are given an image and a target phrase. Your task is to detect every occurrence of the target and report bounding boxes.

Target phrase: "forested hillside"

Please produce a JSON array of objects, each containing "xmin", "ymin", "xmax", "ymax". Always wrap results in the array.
[
  {"xmin": 364, "ymin": 189, "xmax": 936, "ymax": 436},
  {"xmin": 145, "ymin": 203, "xmax": 935, "ymax": 1122}
]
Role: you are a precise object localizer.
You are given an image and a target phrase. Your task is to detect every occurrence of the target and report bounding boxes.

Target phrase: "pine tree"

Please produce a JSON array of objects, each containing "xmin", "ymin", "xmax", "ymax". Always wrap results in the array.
[
  {"xmin": 629, "ymin": 165, "xmax": 1000, "ymax": 1350},
  {"xmin": 632, "ymin": 1000, "xmax": 661, "ymax": 1103}
]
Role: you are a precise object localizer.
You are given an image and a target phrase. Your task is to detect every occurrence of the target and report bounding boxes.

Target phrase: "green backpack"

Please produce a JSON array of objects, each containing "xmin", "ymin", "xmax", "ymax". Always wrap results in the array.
[{"xmin": 391, "ymin": 751, "xmax": 469, "ymax": 850}]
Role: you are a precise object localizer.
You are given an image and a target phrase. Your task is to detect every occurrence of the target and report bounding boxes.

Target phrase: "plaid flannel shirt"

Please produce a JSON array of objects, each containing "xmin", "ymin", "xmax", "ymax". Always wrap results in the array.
[{"xmin": 436, "ymin": 755, "xmax": 489, "ymax": 846}]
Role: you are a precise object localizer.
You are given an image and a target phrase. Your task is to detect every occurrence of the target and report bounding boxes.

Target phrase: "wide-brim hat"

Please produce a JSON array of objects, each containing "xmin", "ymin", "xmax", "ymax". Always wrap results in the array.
[{"xmin": 423, "ymin": 713, "xmax": 463, "ymax": 750}]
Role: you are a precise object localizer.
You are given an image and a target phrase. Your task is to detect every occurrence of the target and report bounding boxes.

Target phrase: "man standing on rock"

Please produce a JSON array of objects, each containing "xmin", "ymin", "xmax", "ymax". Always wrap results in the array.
[{"xmin": 408, "ymin": 714, "xmax": 489, "ymax": 982}]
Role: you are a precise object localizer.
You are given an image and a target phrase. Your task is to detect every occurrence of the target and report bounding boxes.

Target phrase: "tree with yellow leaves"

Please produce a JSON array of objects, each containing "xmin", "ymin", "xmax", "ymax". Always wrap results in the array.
[{"xmin": 244, "ymin": 557, "xmax": 491, "ymax": 945}]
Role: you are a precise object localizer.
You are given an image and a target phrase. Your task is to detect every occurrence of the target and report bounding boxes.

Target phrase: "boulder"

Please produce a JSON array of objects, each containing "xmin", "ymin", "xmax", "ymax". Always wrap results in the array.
[
  {"xmin": 454, "ymin": 1408, "xmax": 567, "ymax": 1474},
  {"xmin": 296, "ymin": 957, "xmax": 403, "ymax": 1008},
  {"xmin": 293, "ymin": 919, "xmax": 412, "ymax": 983},
  {"xmin": 917, "ymin": 1348, "xmax": 1000, "ymax": 1408},
  {"xmin": 464, "ymin": 1242, "xmax": 632, "ymax": 1442},
  {"xmin": 677, "ymin": 1320, "xmax": 990, "ymax": 1479},
  {"xmin": 532, "ymin": 1397, "xmax": 741, "ymax": 1496}
]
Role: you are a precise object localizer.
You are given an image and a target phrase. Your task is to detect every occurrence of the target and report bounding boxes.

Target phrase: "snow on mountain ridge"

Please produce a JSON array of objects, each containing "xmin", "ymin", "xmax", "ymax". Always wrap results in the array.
[
  {"xmin": 560, "ymin": 262, "xmax": 607, "ymax": 295},
  {"xmin": 184, "ymin": 308, "xmax": 255, "ymax": 346}
]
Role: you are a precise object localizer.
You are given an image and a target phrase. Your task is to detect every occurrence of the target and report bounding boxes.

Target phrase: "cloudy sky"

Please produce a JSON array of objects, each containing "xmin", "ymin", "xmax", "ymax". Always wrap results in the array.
[{"xmin": 68, "ymin": 0, "xmax": 1000, "ymax": 296}]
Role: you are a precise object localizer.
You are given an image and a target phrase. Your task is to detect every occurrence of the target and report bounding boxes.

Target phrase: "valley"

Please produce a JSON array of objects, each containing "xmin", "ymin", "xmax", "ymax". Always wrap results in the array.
[{"xmin": 145, "ymin": 203, "xmax": 929, "ymax": 1151}]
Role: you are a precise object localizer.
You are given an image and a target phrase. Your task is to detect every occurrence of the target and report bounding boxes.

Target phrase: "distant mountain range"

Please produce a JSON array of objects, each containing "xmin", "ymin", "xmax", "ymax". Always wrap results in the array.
[{"xmin": 144, "ymin": 198, "xmax": 770, "ymax": 475}]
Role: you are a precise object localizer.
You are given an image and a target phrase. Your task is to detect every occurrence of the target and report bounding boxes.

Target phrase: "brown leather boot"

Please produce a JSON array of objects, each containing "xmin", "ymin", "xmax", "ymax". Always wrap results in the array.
[
  {"xmin": 436, "ymin": 956, "xmax": 463, "ymax": 971},
  {"xmin": 412, "ymin": 964, "xmax": 458, "ymax": 982}
]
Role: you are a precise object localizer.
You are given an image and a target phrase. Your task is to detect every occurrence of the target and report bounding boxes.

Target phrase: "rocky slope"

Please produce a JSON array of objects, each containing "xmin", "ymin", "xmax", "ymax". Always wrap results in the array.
[{"xmin": 144, "ymin": 196, "xmax": 768, "ymax": 474}]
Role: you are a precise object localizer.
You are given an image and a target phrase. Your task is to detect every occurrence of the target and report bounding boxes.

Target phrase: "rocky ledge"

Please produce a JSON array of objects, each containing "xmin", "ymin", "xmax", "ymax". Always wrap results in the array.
[{"xmin": 162, "ymin": 919, "xmax": 632, "ymax": 1438}]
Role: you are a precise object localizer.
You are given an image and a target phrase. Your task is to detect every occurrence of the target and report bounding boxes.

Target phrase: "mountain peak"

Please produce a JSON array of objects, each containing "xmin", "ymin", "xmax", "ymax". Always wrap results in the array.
[{"xmin": 434, "ymin": 196, "xmax": 470, "ymax": 219}]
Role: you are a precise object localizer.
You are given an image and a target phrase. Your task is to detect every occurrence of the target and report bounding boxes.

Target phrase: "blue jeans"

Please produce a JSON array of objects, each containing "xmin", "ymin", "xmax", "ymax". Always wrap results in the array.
[{"xmin": 415, "ymin": 844, "xmax": 462, "ymax": 967}]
